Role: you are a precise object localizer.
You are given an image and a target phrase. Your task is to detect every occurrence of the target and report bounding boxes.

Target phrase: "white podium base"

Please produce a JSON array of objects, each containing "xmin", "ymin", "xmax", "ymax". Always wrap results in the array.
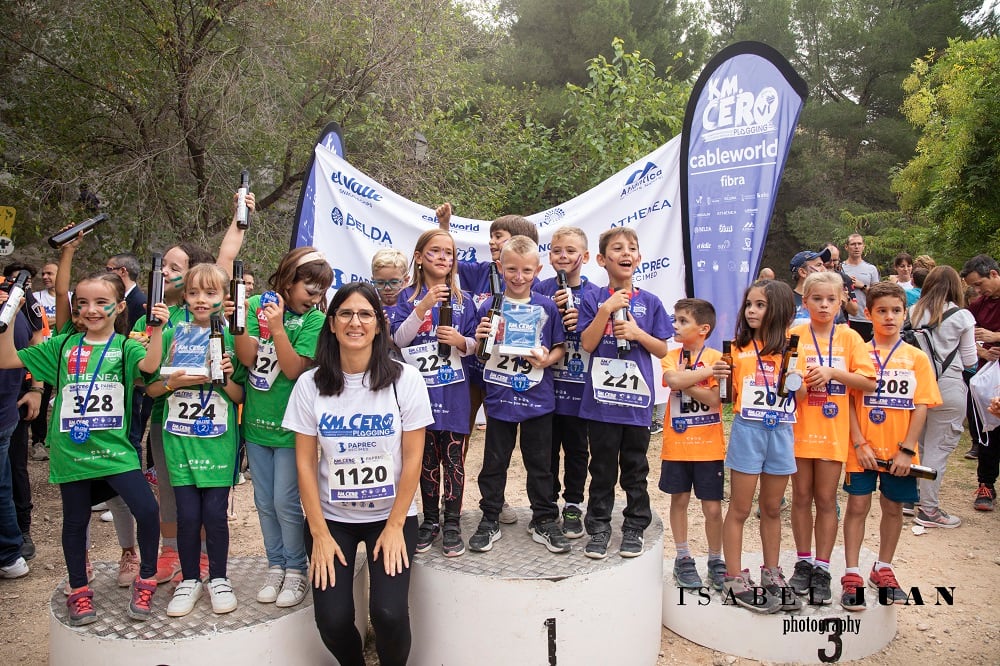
[
  {"xmin": 410, "ymin": 506, "xmax": 664, "ymax": 666},
  {"xmin": 662, "ymin": 546, "xmax": 896, "ymax": 664},
  {"xmin": 50, "ymin": 555, "xmax": 368, "ymax": 666}
]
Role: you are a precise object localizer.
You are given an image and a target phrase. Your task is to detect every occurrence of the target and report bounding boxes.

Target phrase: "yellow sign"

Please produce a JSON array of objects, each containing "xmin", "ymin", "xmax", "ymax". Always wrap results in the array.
[{"xmin": 0, "ymin": 206, "xmax": 14, "ymax": 236}]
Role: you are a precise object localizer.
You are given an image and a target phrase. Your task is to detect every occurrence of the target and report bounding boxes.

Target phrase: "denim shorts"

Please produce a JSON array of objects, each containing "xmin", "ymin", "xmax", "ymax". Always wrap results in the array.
[
  {"xmin": 725, "ymin": 415, "xmax": 797, "ymax": 476},
  {"xmin": 843, "ymin": 469, "xmax": 918, "ymax": 504}
]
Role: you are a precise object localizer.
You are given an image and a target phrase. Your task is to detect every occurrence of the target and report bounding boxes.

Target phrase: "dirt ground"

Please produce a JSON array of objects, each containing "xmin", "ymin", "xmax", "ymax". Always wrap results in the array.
[{"xmin": 1, "ymin": 427, "xmax": 997, "ymax": 665}]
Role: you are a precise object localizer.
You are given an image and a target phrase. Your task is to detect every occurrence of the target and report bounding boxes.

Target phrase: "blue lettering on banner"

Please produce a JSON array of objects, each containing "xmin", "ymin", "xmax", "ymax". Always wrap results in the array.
[
  {"xmin": 318, "ymin": 413, "xmax": 396, "ymax": 437},
  {"xmin": 449, "ymin": 220, "xmax": 481, "ymax": 233},
  {"xmin": 331, "ymin": 171, "xmax": 383, "ymax": 206},
  {"xmin": 689, "ymin": 139, "xmax": 779, "ymax": 171},
  {"xmin": 634, "ymin": 255, "xmax": 671, "ymax": 283},
  {"xmin": 330, "ymin": 207, "xmax": 393, "ymax": 246},
  {"xmin": 610, "ymin": 198, "xmax": 672, "ymax": 228},
  {"xmin": 620, "ymin": 162, "xmax": 664, "ymax": 198},
  {"xmin": 456, "ymin": 247, "xmax": 478, "ymax": 263}
]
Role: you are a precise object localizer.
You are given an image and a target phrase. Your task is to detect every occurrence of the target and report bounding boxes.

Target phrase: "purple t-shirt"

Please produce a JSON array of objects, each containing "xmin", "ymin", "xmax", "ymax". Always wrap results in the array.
[
  {"xmin": 536, "ymin": 276, "xmax": 602, "ymax": 417},
  {"xmin": 577, "ymin": 287, "xmax": 673, "ymax": 426},
  {"xmin": 390, "ymin": 287, "xmax": 477, "ymax": 434},
  {"xmin": 476, "ymin": 293, "xmax": 565, "ymax": 421}
]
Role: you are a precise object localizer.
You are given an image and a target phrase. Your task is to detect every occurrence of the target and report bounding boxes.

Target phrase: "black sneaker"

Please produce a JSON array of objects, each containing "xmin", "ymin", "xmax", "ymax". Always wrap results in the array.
[
  {"xmin": 723, "ymin": 571, "xmax": 780, "ymax": 614},
  {"xmin": 901, "ymin": 502, "xmax": 915, "ymax": 516},
  {"xmin": 584, "ymin": 531, "xmax": 611, "ymax": 559},
  {"xmin": 789, "ymin": 559, "xmax": 813, "ymax": 595},
  {"xmin": 974, "ymin": 483, "xmax": 996, "ymax": 512},
  {"xmin": 468, "ymin": 519, "xmax": 501, "ymax": 552},
  {"xmin": 561, "ymin": 506, "xmax": 584, "ymax": 539},
  {"xmin": 441, "ymin": 525, "xmax": 465, "ymax": 557},
  {"xmin": 808, "ymin": 566, "xmax": 832, "ymax": 605},
  {"xmin": 415, "ymin": 521, "xmax": 439, "ymax": 553},
  {"xmin": 707, "ymin": 559, "xmax": 727, "ymax": 592},
  {"xmin": 21, "ymin": 531, "xmax": 35, "ymax": 561},
  {"xmin": 529, "ymin": 520, "xmax": 571, "ymax": 554},
  {"xmin": 619, "ymin": 529, "xmax": 644, "ymax": 558},
  {"xmin": 673, "ymin": 556, "xmax": 702, "ymax": 589}
]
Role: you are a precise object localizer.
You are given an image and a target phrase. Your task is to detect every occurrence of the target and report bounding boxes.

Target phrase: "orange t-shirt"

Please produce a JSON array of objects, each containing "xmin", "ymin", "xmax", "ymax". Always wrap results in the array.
[
  {"xmin": 732, "ymin": 342, "xmax": 796, "ymax": 426},
  {"xmin": 660, "ymin": 347, "xmax": 725, "ymax": 461},
  {"xmin": 846, "ymin": 340, "xmax": 941, "ymax": 473},
  {"xmin": 791, "ymin": 323, "xmax": 876, "ymax": 462}
]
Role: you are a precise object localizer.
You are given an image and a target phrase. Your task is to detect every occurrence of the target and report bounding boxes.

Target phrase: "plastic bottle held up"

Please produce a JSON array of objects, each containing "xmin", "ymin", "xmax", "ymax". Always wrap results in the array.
[
  {"xmin": 230, "ymin": 260, "xmax": 247, "ymax": 335},
  {"xmin": 680, "ymin": 350, "xmax": 694, "ymax": 411},
  {"xmin": 475, "ymin": 263, "xmax": 503, "ymax": 361},
  {"xmin": 209, "ymin": 314, "xmax": 226, "ymax": 385},
  {"xmin": 776, "ymin": 334, "xmax": 801, "ymax": 398},
  {"xmin": 0, "ymin": 270, "xmax": 29, "ymax": 334},
  {"xmin": 147, "ymin": 253, "xmax": 165, "ymax": 327},
  {"xmin": 719, "ymin": 340, "xmax": 734, "ymax": 404},
  {"xmin": 258, "ymin": 290, "xmax": 279, "ymax": 339},
  {"xmin": 47, "ymin": 213, "xmax": 109, "ymax": 249},
  {"xmin": 556, "ymin": 269, "xmax": 574, "ymax": 331},
  {"xmin": 437, "ymin": 279, "xmax": 453, "ymax": 358},
  {"xmin": 236, "ymin": 170, "xmax": 250, "ymax": 229}
]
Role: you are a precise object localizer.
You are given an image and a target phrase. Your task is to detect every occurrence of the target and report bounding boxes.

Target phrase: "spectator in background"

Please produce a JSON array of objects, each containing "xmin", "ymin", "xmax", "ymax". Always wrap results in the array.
[
  {"xmin": 29, "ymin": 263, "xmax": 57, "ymax": 462},
  {"xmin": 758, "ymin": 267, "xmax": 775, "ymax": 280},
  {"xmin": 824, "ymin": 243, "xmax": 859, "ymax": 319},
  {"xmin": 105, "ymin": 253, "xmax": 146, "ymax": 330},
  {"xmin": 907, "ymin": 267, "xmax": 928, "ymax": 308},
  {"xmin": 243, "ymin": 267, "xmax": 256, "ymax": 295},
  {"xmin": 889, "ymin": 253, "xmax": 915, "ymax": 290},
  {"xmin": 841, "ymin": 234, "xmax": 880, "ymax": 341}
]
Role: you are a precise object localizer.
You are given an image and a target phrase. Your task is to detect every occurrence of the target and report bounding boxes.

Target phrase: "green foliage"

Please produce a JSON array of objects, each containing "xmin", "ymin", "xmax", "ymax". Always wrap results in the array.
[{"xmin": 894, "ymin": 37, "xmax": 1000, "ymax": 263}]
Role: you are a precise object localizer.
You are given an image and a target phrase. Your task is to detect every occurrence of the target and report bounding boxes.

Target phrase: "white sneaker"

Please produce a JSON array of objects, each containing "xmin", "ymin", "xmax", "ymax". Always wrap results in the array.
[
  {"xmin": 166, "ymin": 579, "xmax": 203, "ymax": 617},
  {"xmin": 275, "ymin": 570, "xmax": 308, "ymax": 608},
  {"xmin": 0, "ymin": 557, "xmax": 29, "ymax": 579},
  {"xmin": 91, "ymin": 502, "xmax": 108, "ymax": 511},
  {"xmin": 256, "ymin": 566, "xmax": 284, "ymax": 603},
  {"xmin": 100, "ymin": 510, "xmax": 113, "ymax": 522},
  {"xmin": 208, "ymin": 577, "xmax": 237, "ymax": 614}
]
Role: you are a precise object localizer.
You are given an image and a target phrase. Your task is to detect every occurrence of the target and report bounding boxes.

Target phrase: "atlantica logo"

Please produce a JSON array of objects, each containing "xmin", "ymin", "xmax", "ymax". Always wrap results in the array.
[{"xmin": 620, "ymin": 162, "xmax": 663, "ymax": 199}]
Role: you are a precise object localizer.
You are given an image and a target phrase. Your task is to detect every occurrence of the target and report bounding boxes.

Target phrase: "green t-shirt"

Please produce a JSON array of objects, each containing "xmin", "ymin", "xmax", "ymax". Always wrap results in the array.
[
  {"xmin": 158, "ymin": 325, "xmax": 246, "ymax": 487},
  {"xmin": 243, "ymin": 295, "xmax": 323, "ymax": 448},
  {"xmin": 18, "ymin": 333, "xmax": 145, "ymax": 484},
  {"xmin": 134, "ymin": 304, "xmax": 191, "ymax": 423}
]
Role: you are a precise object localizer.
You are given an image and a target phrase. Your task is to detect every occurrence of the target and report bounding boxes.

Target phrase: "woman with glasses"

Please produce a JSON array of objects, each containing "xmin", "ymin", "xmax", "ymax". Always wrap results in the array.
[
  {"xmin": 232, "ymin": 247, "xmax": 333, "ymax": 608},
  {"xmin": 284, "ymin": 282, "xmax": 432, "ymax": 666}
]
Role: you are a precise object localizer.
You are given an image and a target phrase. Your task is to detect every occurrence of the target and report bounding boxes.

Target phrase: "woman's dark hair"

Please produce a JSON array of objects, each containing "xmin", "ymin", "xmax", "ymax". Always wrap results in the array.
[
  {"xmin": 166, "ymin": 242, "xmax": 215, "ymax": 269},
  {"xmin": 734, "ymin": 279, "xmax": 795, "ymax": 355},
  {"xmin": 314, "ymin": 282, "xmax": 401, "ymax": 396}
]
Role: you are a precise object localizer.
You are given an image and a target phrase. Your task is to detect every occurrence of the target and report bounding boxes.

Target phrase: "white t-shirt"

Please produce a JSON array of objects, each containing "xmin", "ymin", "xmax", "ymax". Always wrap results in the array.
[
  {"xmin": 283, "ymin": 362, "xmax": 433, "ymax": 523},
  {"xmin": 32, "ymin": 290, "xmax": 56, "ymax": 321}
]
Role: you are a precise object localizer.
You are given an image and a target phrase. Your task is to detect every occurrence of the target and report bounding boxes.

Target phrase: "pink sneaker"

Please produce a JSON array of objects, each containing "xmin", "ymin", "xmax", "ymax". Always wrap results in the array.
[
  {"xmin": 117, "ymin": 550, "xmax": 140, "ymax": 587},
  {"xmin": 155, "ymin": 546, "xmax": 181, "ymax": 583}
]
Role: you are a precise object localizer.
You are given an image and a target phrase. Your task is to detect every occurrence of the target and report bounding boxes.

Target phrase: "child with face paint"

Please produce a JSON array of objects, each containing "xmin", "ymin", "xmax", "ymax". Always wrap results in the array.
[
  {"xmin": 133, "ymin": 191, "xmax": 254, "ymax": 587},
  {"xmin": 232, "ymin": 246, "xmax": 332, "ymax": 607},
  {"xmin": 0, "ymin": 271, "xmax": 168, "ymax": 625},
  {"xmin": 146, "ymin": 263, "xmax": 246, "ymax": 617}
]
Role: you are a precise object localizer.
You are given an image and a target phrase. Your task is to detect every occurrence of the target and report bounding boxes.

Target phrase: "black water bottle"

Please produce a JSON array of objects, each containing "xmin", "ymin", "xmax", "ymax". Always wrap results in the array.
[
  {"xmin": 48, "ymin": 213, "xmax": 109, "ymax": 248},
  {"xmin": 147, "ymin": 253, "xmax": 165, "ymax": 327}
]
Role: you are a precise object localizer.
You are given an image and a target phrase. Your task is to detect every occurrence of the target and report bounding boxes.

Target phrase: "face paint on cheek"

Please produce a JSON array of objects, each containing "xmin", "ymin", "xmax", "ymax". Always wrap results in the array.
[
  {"xmin": 212, "ymin": 301, "xmax": 223, "ymax": 313},
  {"xmin": 167, "ymin": 274, "xmax": 184, "ymax": 290},
  {"xmin": 103, "ymin": 304, "xmax": 117, "ymax": 316}
]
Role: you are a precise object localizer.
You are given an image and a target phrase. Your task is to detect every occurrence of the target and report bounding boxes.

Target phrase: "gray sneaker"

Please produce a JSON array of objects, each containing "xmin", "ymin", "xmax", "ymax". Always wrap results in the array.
[
  {"xmin": 723, "ymin": 571, "xmax": 781, "ymax": 613},
  {"xmin": 707, "ymin": 559, "xmax": 727, "ymax": 591},
  {"xmin": 498, "ymin": 502, "xmax": 518, "ymax": 524},
  {"xmin": 673, "ymin": 556, "xmax": 703, "ymax": 589},
  {"xmin": 760, "ymin": 565, "xmax": 803, "ymax": 612},
  {"xmin": 788, "ymin": 559, "xmax": 813, "ymax": 595},
  {"xmin": 914, "ymin": 507, "xmax": 961, "ymax": 528}
]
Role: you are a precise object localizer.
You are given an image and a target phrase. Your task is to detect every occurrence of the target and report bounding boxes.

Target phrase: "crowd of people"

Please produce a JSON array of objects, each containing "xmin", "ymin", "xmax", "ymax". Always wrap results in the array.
[{"xmin": 0, "ymin": 195, "xmax": 998, "ymax": 664}]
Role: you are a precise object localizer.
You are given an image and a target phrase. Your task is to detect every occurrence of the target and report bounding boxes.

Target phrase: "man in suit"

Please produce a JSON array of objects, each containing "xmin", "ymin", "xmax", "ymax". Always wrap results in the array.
[{"xmin": 106, "ymin": 253, "xmax": 147, "ymax": 329}]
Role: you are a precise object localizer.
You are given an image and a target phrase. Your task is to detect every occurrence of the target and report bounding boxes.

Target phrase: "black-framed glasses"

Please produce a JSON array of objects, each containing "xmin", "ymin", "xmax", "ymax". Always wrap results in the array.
[
  {"xmin": 334, "ymin": 309, "xmax": 377, "ymax": 324},
  {"xmin": 373, "ymin": 279, "xmax": 403, "ymax": 290},
  {"xmin": 105, "ymin": 265, "xmax": 121, "ymax": 272}
]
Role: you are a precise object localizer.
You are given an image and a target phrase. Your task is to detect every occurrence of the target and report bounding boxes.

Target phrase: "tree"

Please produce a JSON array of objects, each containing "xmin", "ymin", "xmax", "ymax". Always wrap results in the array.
[{"xmin": 893, "ymin": 37, "xmax": 1000, "ymax": 263}]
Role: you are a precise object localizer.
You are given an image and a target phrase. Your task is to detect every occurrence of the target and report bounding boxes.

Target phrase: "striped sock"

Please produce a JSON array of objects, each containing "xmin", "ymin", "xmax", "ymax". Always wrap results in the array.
[
  {"xmin": 797, "ymin": 552, "xmax": 814, "ymax": 566},
  {"xmin": 815, "ymin": 558, "xmax": 831, "ymax": 572},
  {"xmin": 675, "ymin": 542, "xmax": 691, "ymax": 559},
  {"xmin": 708, "ymin": 549, "xmax": 723, "ymax": 563}
]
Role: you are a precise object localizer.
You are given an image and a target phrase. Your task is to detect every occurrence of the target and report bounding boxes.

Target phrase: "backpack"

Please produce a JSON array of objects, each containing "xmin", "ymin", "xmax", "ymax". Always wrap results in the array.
[{"xmin": 901, "ymin": 306, "xmax": 961, "ymax": 380}]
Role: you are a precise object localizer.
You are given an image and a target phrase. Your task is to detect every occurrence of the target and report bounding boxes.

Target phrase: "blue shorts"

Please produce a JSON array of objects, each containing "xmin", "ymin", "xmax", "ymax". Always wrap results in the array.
[
  {"xmin": 843, "ymin": 469, "xmax": 918, "ymax": 504},
  {"xmin": 725, "ymin": 415, "xmax": 797, "ymax": 476},
  {"xmin": 659, "ymin": 460, "xmax": 724, "ymax": 500}
]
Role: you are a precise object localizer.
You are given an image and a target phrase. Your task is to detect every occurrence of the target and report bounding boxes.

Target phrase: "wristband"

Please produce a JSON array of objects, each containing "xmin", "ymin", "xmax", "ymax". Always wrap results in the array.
[
  {"xmin": 28, "ymin": 386, "xmax": 44, "ymax": 394},
  {"xmin": 163, "ymin": 381, "xmax": 172, "ymax": 392},
  {"xmin": 898, "ymin": 443, "xmax": 916, "ymax": 456}
]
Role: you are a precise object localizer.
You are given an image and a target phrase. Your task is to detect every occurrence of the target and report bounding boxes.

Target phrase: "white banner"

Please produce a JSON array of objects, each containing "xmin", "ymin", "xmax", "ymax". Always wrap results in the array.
[{"xmin": 308, "ymin": 136, "xmax": 686, "ymax": 308}]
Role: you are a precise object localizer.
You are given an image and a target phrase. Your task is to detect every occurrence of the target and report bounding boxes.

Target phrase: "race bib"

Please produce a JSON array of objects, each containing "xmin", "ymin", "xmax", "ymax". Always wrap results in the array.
[
  {"xmin": 552, "ymin": 336, "xmax": 590, "ymax": 384},
  {"xmin": 249, "ymin": 341, "xmax": 281, "ymax": 390},
  {"xmin": 402, "ymin": 341, "xmax": 466, "ymax": 387},
  {"xmin": 863, "ymin": 369, "xmax": 916, "ymax": 410},
  {"xmin": 328, "ymin": 451, "xmax": 396, "ymax": 502},
  {"xmin": 483, "ymin": 352, "xmax": 544, "ymax": 391},
  {"xmin": 165, "ymin": 389, "xmax": 229, "ymax": 437},
  {"xmin": 739, "ymin": 376, "xmax": 796, "ymax": 423},
  {"xmin": 668, "ymin": 391, "xmax": 721, "ymax": 429},
  {"xmin": 591, "ymin": 357, "xmax": 651, "ymax": 408},
  {"xmin": 60, "ymin": 382, "xmax": 126, "ymax": 432},
  {"xmin": 804, "ymin": 355, "xmax": 847, "ymax": 405}
]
